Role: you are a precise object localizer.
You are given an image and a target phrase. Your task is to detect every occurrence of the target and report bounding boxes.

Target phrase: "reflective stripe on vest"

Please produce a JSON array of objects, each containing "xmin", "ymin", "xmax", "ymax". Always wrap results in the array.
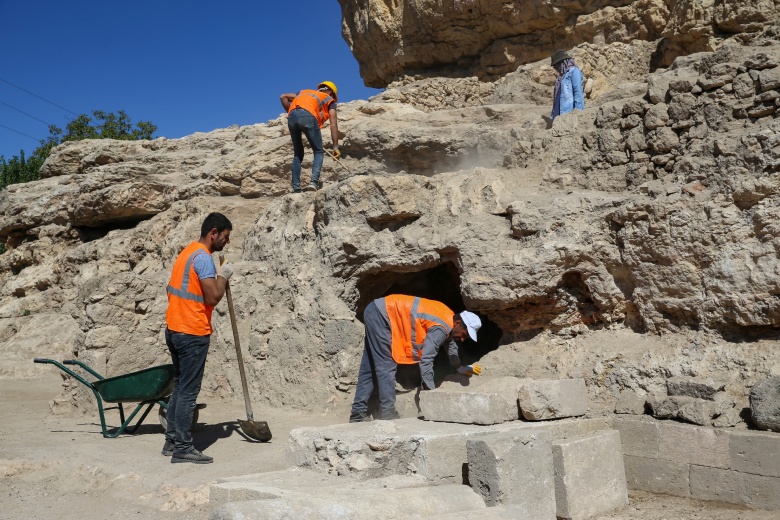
[
  {"xmin": 305, "ymin": 91, "xmax": 333, "ymax": 124},
  {"xmin": 409, "ymin": 297, "xmax": 452, "ymax": 361},
  {"xmin": 166, "ymin": 249, "xmax": 207, "ymax": 303},
  {"xmin": 289, "ymin": 90, "xmax": 334, "ymax": 127},
  {"xmin": 166, "ymin": 241, "xmax": 214, "ymax": 336},
  {"xmin": 385, "ymin": 295, "xmax": 453, "ymax": 364}
]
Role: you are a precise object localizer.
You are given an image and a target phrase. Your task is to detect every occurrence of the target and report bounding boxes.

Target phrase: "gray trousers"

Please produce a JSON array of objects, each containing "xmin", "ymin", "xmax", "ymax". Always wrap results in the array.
[{"xmin": 350, "ymin": 300, "xmax": 397, "ymax": 417}]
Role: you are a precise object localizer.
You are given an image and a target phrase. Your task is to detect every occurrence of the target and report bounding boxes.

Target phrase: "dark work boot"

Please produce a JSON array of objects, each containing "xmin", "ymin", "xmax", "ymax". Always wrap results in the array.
[
  {"xmin": 161, "ymin": 439, "xmax": 174, "ymax": 456},
  {"xmin": 349, "ymin": 411, "xmax": 372, "ymax": 423},
  {"xmin": 378, "ymin": 408, "xmax": 401, "ymax": 421},
  {"xmin": 171, "ymin": 449, "xmax": 213, "ymax": 464}
]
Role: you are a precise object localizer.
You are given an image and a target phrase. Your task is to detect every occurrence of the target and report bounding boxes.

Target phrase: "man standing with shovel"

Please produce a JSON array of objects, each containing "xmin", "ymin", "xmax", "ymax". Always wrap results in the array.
[{"xmin": 163, "ymin": 212, "xmax": 234, "ymax": 464}]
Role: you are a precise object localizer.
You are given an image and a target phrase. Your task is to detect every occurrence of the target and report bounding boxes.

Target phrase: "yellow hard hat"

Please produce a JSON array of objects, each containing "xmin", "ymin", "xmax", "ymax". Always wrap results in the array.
[{"xmin": 318, "ymin": 81, "xmax": 338, "ymax": 100}]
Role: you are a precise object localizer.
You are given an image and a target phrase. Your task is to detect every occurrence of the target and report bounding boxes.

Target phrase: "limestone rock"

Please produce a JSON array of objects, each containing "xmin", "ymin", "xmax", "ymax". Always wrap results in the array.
[
  {"xmin": 551, "ymin": 112, "xmax": 580, "ymax": 137},
  {"xmin": 733, "ymin": 72, "xmax": 757, "ymax": 98},
  {"xmin": 650, "ymin": 395, "xmax": 710, "ymax": 425},
  {"xmin": 644, "ymin": 104, "xmax": 670, "ymax": 130},
  {"xmin": 648, "ymin": 393, "xmax": 738, "ymax": 427},
  {"xmin": 666, "ymin": 376, "xmax": 728, "ymax": 400},
  {"xmin": 614, "ymin": 391, "xmax": 647, "ymax": 415},
  {"xmin": 518, "ymin": 379, "xmax": 588, "ymax": 421},
  {"xmin": 467, "ymin": 431, "xmax": 556, "ymax": 518},
  {"xmin": 552, "ymin": 430, "xmax": 628, "ymax": 520},
  {"xmin": 409, "ymin": 376, "xmax": 526, "ymax": 421},
  {"xmin": 647, "ymin": 75, "xmax": 671, "ymax": 104},
  {"xmin": 750, "ymin": 377, "xmax": 780, "ymax": 432},
  {"xmin": 337, "ymin": 0, "xmax": 777, "ymax": 86},
  {"xmin": 0, "ymin": 314, "xmax": 82, "ymax": 380},
  {"xmin": 646, "ymin": 127, "xmax": 679, "ymax": 152},
  {"xmin": 419, "ymin": 388, "xmax": 518, "ymax": 425},
  {"xmin": 288, "ymin": 417, "xmax": 611, "ymax": 482},
  {"xmin": 4, "ymin": 37, "xmax": 780, "ymax": 428}
]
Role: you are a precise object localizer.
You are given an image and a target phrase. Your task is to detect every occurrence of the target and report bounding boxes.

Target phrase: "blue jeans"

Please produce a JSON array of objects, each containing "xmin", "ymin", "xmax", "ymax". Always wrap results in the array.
[
  {"xmin": 164, "ymin": 328, "xmax": 209, "ymax": 454},
  {"xmin": 350, "ymin": 301, "xmax": 398, "ymax": 418},
  {"xmin": 288, "ymin": 108, "xmax": 323, "ymax": 190}
]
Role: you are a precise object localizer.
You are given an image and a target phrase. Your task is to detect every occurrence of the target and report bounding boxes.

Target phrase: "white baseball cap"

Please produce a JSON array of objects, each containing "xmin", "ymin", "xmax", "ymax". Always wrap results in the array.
[{"xmin": 459, "ymin": 311, "xmax": 482, "ymax": 342}]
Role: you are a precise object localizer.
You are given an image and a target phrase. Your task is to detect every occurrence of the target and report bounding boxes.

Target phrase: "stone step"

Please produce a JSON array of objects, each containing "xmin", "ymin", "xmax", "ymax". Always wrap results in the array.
[
  {"xmin": 210, "ymin": 468, "xmax": 432, "ymax": 509},
  {"xmin": 407, "ymin": 504, "xmax": 535, "ymax": 519},
  {"xmin": 210, "ymin": 483, "xmax": 486, "ymax": 520},
  {"xmin": 287, "ymin": 416, "xmax": 610, "ymax": 482}
]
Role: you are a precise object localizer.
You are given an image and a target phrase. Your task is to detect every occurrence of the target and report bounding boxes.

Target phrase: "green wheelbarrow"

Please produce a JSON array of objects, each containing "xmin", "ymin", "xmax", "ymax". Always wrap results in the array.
[{"xmin": 33, "ymin": 358, "xmax": 196, "ymax": 438}]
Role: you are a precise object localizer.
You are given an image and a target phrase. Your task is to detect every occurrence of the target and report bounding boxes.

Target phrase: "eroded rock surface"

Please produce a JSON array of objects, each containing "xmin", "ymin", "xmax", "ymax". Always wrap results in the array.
[
  {"xmin": 3, "ymin": 37, "xmax": 780, "ymax": 430},
  {"xmin": 338, "ymin": 0, "xmax": 780, "ymax": 87},
  {"xmin": 750, "ymin": 377, "xmax": 780, "ymax": 432}
]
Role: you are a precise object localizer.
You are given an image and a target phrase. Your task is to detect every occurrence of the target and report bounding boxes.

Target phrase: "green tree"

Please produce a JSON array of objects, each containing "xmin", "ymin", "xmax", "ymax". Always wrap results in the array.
[
  {"xmin": 0, "ymin": 150, "xmax": 44, "ymax": 189},
  {"xmin": 0, "ymin": 110, "xmax": 157, "ymax": 190}
]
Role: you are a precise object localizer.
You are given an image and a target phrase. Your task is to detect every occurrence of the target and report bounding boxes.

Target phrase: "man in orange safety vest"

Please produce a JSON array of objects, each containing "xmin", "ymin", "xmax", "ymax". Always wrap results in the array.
[
  {"xmin": 280, "ymin": 81, "xmax": 340, "ymax": 193},
  {"xmin": 349, "ymin": 294, "xmax": 482, "ymax": 422},
  {"xmin": 162, "ymin": 212, "xmax": 234, "ymax": 464}
]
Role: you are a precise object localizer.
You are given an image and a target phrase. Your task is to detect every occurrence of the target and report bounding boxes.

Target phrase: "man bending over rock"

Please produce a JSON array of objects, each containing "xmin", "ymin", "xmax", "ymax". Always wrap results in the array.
[
  {"xmin": 349, "ymin": 294, "xmax": 482, "ymax": 422},
  {"xmin": 162, "ymin": 212, "xmax": 234, "ymax": 463}
]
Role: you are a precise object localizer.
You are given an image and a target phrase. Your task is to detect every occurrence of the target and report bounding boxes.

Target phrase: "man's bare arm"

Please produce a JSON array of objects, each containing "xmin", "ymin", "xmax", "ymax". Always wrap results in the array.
[
  {"xmin": 200, "ymin": 276, "xmax": 227, "ymax": 307},
  {"xmin": 329, "ymin": 108, "xmax": 339, "ymax": 147},
  {"xmin": 280, "ymin": 93, "xmax": 297, "ymax": 112}
]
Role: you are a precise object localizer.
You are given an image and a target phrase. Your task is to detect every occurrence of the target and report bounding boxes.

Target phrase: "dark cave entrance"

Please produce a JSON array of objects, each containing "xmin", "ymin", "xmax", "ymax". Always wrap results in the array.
[
  {"xmin": 355, "ymin": 262, "xmax": 503, "ymax": 390},
  {"xmin": 75, "ymin": 214, "xmax": 156, "ymax": 243}
]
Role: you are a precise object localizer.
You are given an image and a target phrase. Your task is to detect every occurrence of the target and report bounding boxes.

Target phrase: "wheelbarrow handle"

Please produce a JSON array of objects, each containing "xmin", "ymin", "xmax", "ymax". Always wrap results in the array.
[
  {"xmin": 63, "ymin": 359, "xmax": 104, "ymax": 379},
  {"xmin": 34, "ymin": 358, "xmax": 81, "ymax": 366},
  {"xmin": 32, "ymin": 358, "xmax": 100, "ymax": 388}
]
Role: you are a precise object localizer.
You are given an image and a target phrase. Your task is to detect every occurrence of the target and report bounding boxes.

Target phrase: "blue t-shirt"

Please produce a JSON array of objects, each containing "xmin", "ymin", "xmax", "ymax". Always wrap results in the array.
[{"xmin": 193, "ymin": 252, "xmax": 216, "ymax": 280}]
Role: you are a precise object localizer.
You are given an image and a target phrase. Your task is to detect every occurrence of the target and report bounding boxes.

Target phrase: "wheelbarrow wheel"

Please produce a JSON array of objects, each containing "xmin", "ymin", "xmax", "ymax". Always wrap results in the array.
[{"xmin": 158, "ymin": 405, "xmax": 199, "ymax": 431}]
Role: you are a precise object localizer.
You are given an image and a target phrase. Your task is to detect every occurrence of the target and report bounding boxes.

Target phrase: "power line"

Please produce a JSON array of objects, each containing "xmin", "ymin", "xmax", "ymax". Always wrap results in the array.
[
  {"xmin": 0, "ymin": 100, "xmax": 53, "ymax": 126},
  {"xmin": 0, "ymin": 123, "xmax": 42, "ymax": 142},
  {"xmin": 0, "ymin": 77, "xmax": 79, "ymax": 116}
]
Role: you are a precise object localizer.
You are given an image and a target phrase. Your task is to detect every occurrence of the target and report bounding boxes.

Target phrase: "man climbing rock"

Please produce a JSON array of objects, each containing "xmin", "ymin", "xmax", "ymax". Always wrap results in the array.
[
  {"xmin": 349, "ymin": 294, "xmax": 482, "ymax": 422},
  {"xmin": 279, "ymin": 81, "xmax": 340, "ymax": 193},
  {"xmin": 163, "ymin": 212, "xmax": 234, "ymax": 463}
]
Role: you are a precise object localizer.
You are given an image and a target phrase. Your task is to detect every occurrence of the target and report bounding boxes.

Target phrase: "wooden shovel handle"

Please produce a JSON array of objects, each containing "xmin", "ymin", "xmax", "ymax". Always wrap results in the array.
[{"xmin": 220, "ymin": 255, "xmax": 255, "ymax": 421}]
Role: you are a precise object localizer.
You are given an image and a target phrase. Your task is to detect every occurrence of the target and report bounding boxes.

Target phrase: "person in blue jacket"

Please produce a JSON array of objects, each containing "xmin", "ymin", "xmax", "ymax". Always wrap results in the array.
[{"xmin": 550, "ymin": 49, "xmax": 585, "ymax": 119}]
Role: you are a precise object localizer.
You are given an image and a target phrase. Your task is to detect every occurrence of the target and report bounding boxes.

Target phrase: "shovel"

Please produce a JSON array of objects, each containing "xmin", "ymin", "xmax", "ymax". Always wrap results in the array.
[
  {"xmin": 327, "ymin": 149, "xmax": 353, "ymax": 175},
  {"xmin": 221, "ymin": 256, "xmax": 272, "ymax": 442}
]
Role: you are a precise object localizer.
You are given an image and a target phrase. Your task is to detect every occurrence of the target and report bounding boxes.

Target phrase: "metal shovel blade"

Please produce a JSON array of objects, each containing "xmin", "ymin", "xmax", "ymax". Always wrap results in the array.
[
  {"xmin": 220, "ymin": 267, "xmax": 273, "ymax": 444},
  {"xmin": 238, "ymin": 418, "xmax": 272, "ymax": 442}
]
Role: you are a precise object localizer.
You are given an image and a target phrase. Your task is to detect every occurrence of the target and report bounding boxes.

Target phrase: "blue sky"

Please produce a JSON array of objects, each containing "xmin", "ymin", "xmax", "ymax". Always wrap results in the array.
[{"xmin": 0, "ymin": 1, "xmax": 382, "ymax": 160}]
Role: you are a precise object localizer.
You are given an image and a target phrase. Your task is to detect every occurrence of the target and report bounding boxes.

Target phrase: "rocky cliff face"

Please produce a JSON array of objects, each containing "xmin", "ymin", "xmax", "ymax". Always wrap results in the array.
[
  {"xmin": 3, "ymin": 26, "xmax": 780, "ymax": 426},
  {"xmin": 338, "ymin": 0, "xmax": 780, "ymax": 87}
]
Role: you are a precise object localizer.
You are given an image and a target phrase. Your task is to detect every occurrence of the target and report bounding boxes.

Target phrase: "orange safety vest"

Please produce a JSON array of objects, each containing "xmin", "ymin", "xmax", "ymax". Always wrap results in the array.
[
  {"xmin": 289, "ymin": 89, "xmax": 335, "ymax": 128},
  {"xmin": 384, "ymin": 295, "xmax": 454, "ymax": 364},
  {"xmin": 166, "ymin": 242, "xmax": 214, "ymax": 336}
]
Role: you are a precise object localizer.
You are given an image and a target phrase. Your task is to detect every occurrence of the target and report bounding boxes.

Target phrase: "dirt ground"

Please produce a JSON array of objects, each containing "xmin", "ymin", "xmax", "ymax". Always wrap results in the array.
[{"xmin": 2, "ymin": 375, "xmax": 777, "ymax": 520}]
